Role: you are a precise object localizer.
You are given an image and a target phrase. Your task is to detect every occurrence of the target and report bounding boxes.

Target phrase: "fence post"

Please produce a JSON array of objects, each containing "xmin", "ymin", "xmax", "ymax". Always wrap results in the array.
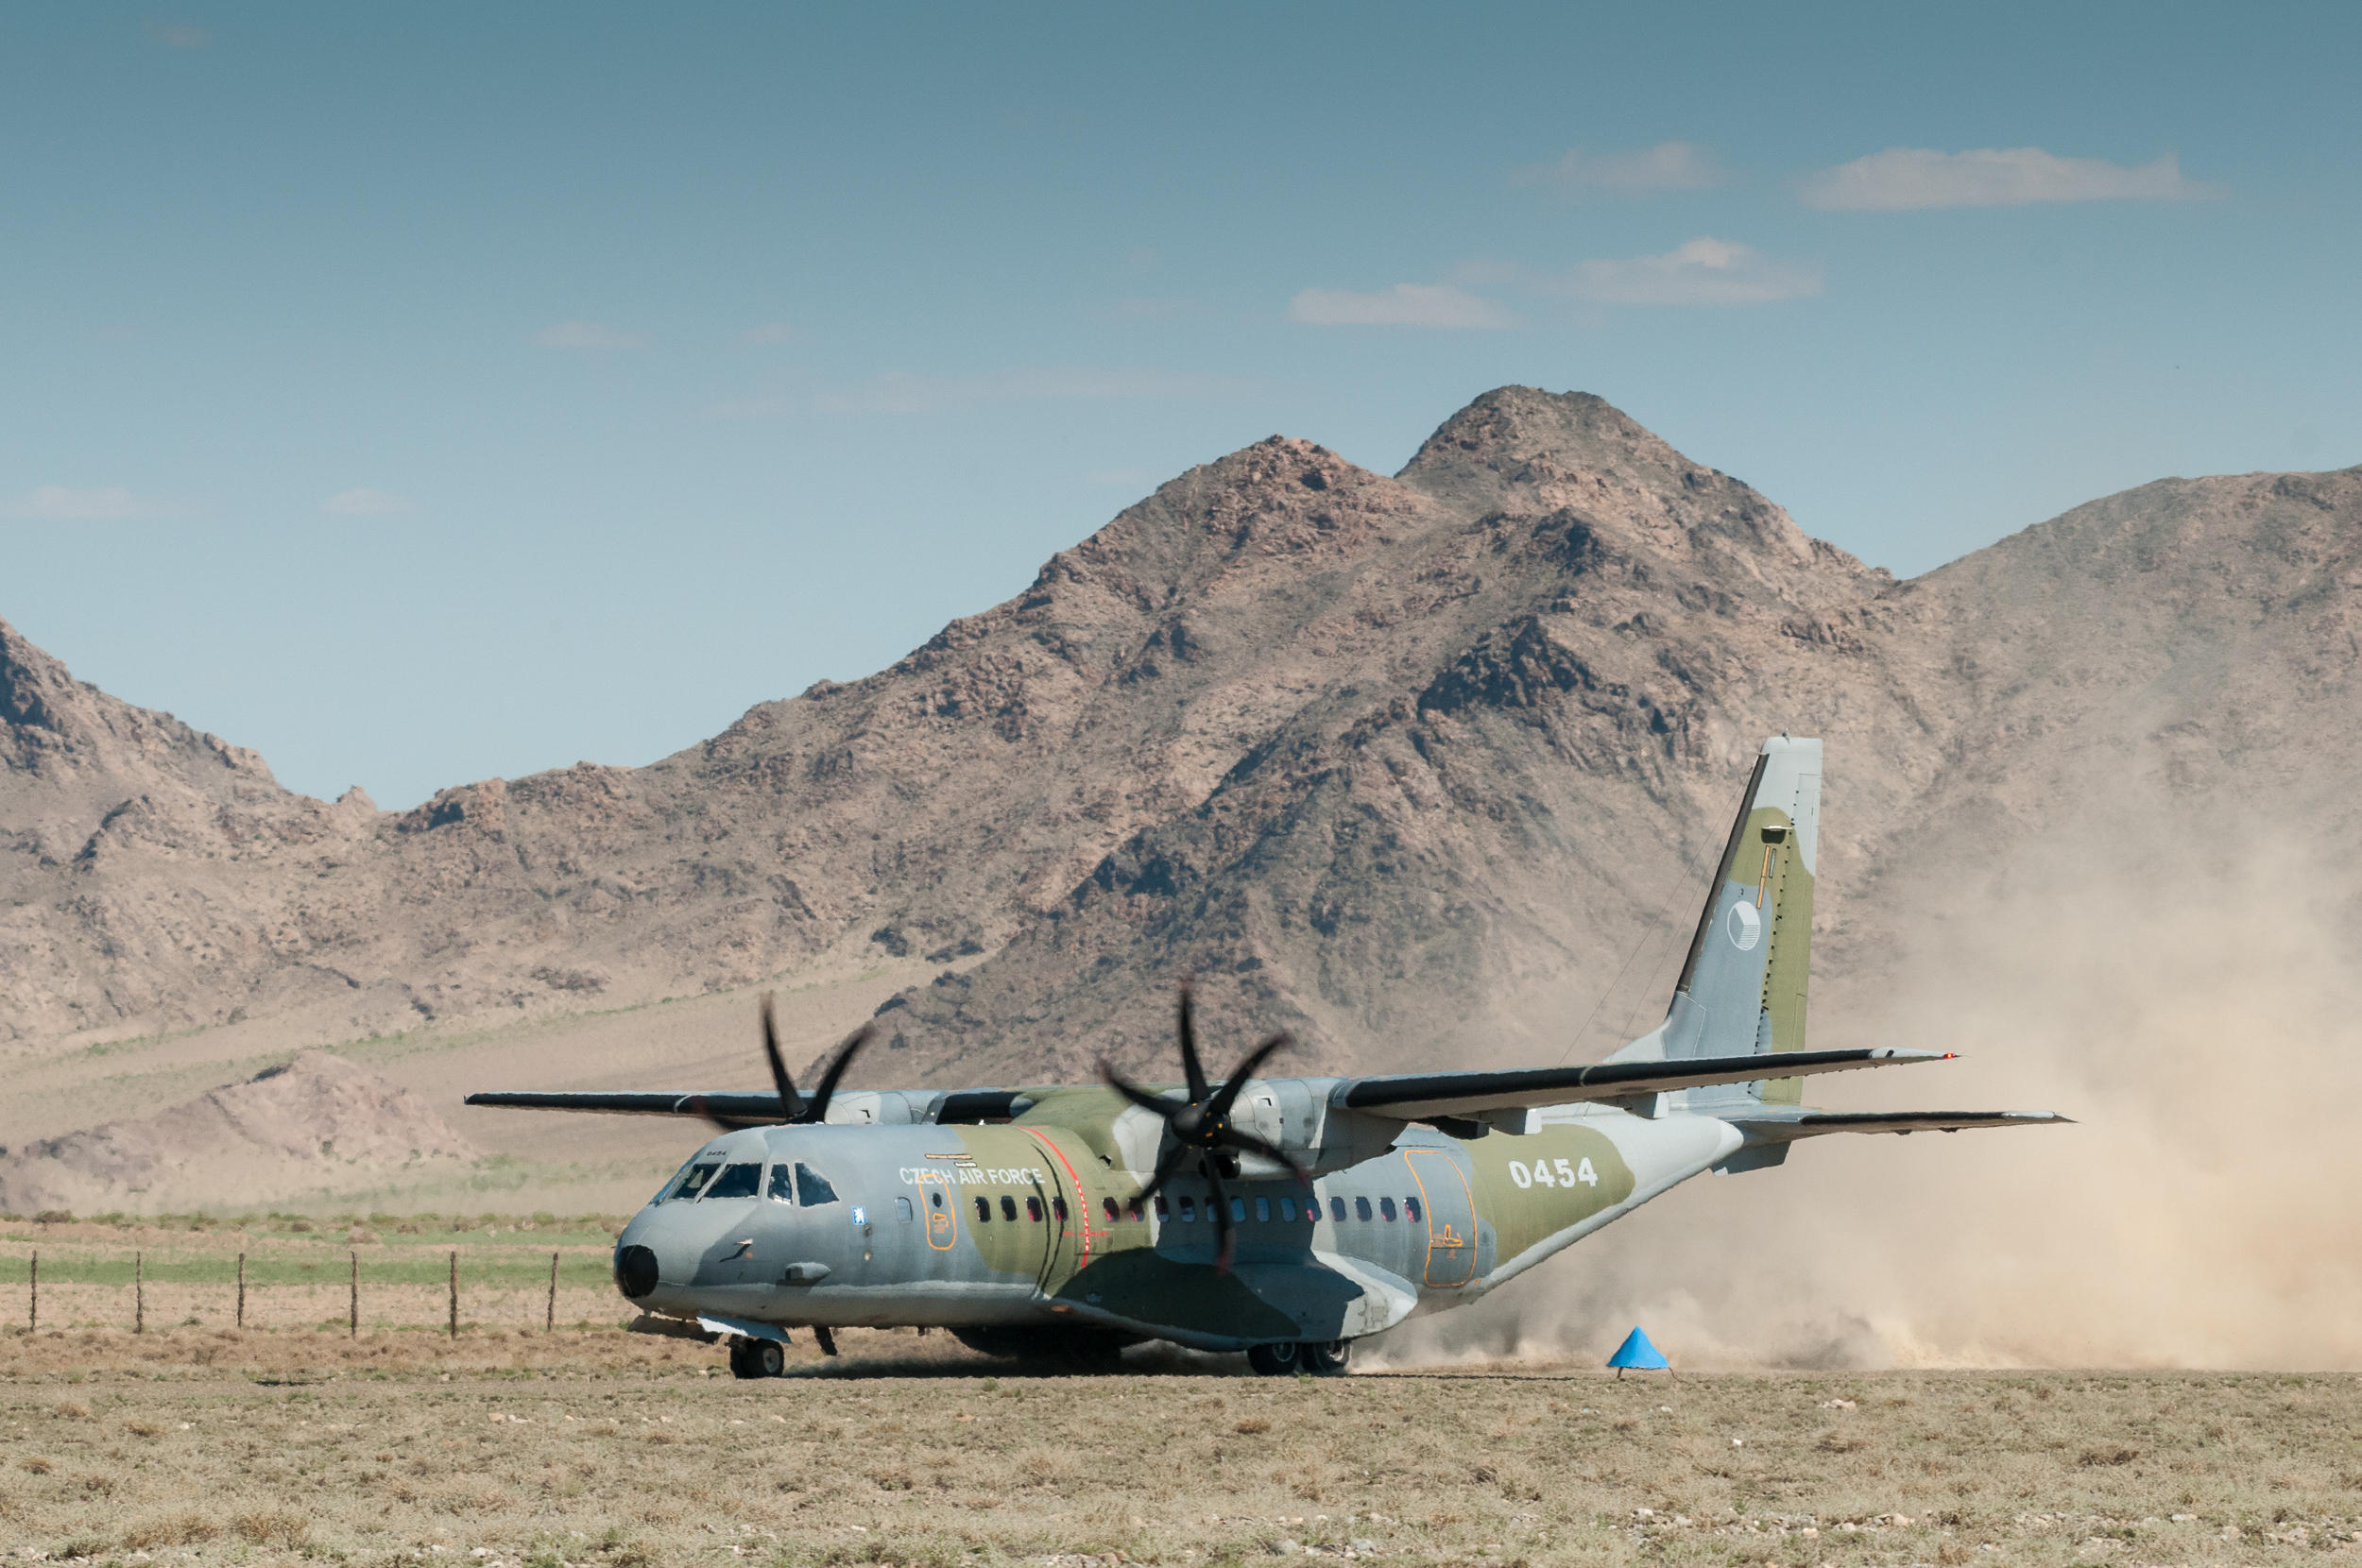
[
  {"xmin": 349, "ymin": 1251, "xmax": 358, "ymax": 1338},
  {"xmin": 235, "ymin": 1253, "xmax": 246, "ymax": 1330},
  {"xmin": 27, "ymin": 1251, "xmax": 35, "ymax": 1331},
  {"xmin": 134, "ymin": 1252, "xmax": 144, "ymax": 1335},
  {"xmin": 447, "ymin": 1251, "xmax": 457, "ymax": 1339},
  {"xmin": 546, "ymin": 1253, "xmax": 557, "ymax": 1333}
]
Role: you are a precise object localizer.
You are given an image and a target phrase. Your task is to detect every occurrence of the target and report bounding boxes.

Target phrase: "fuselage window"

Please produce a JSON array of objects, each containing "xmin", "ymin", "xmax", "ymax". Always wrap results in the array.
[
  {"xmin": 1378, "ymin": 1197, "xmax": 1397, "ymax": 1221},
  {"xmin": 704, "ymin": 1162, "xmax": 762, "ymax": 1200},
  {"xmin": 1354, "ymin": 1196, "xmax": 1374, "ymax": 1221},
  {"xmin": 930, "ymin": 1189, "xmax": 945, "ymax": 1210},
  {"xmin": 1255, "ymin": 1197, "xmax": 1271, "ymax": 1221},
  {"xmin": 794, "ymin": 1164, "xmax": 840, "ymax": 1206},
  {"xmin": 1052, "ymin": 1196, "xmax": 1068, "ymax": 1222},
  {"xmin": 1127, "ymin": 1199, "xmax": 1144, "ymax": 1221},
  {"xmin": 1001, "ymin": 1195, "xmax": 1019, "ymax": 1221},
  {"xmin": 1025, "ymin": 1196, "xmax": 1044, "ymax": 1222},
  {"xmin": 662, "ymin": 1161, "xmax": 721, "ymax": 1202},
  {"xmin": 1178, "ymin": 1195, "xmax": 1197, "ymax": 1222},
  {"xmin": 1278, "ymin": 1196, "xmax": 1297, "ymax": 1222},
  {"xmin": 1405, "ymin": 1196, "xmax": 1422, "ymax": 1223},
  {"xmin": 896, "ymin": 1197, "xmax": 915, "ymax": 1221},
  {"xmin": 766, "ymin": 1165, "xmax": 796, "ymax": 1202},
  {"xmin": 1229, "ymin": 1197, "xmax": 1246, "ymax": 1222},
  {"xmin": 1329, "ymin": 1197, "xmax": 1346, "ymax": 1223},
  {"xmin": 973, "ymin": 1196, "xmax": 991, "ymax": 1222},
  {"xmin": 1102, "ymin": 1196, "xmax": 1121, "ymax": 1223},
  {"xmin": 1154, "ymin": 1196, "xmax": 1170, "ymax": 1219}
]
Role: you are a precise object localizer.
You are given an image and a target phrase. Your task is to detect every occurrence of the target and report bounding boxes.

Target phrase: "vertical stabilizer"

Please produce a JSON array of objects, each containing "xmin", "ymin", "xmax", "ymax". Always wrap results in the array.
[{"xmin": 1609, "ymin": 737, "xmax": 1820, "ymax": 1099}]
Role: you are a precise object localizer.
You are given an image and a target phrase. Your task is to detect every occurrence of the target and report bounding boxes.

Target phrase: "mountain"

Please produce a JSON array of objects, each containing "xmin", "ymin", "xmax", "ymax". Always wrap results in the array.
[
  {"xmin": 5, "ymin": 389, "xmax": 2359, "ymax": 1098},
  {"xmin": 0, "ymin": 1050, "xmax": 471, "ymax": 1215}
]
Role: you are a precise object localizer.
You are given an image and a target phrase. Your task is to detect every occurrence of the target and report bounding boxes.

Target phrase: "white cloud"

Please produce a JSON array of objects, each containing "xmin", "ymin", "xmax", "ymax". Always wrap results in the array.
[
  {"xmin": 1802, "ymin": 147, "xmax": 2219, "ymax": 210},
  {"xmin": 1287, "ymin": 283, "xmax": 1517, "ymax": 329},
  {"xmin": 322, "ymin": 487, "xmax": 410, "ymax": 517},
  {"xmin": 535, "ymin": 320, "xmax": 646, "ymax": 349},
  {"xmin": 812, "ymin": 367, "xmax": 1238, "ymax": 416},
  {"xmin": 2, "ymin": 486, "xmax": 163, "ymax": 521},
  {"xmin": 1550, "ymin": 237, "xmax": 1823, "ymax": 306},
  {"xmin": 1513, "ymin": 141, "xmax": 1721, "ymax": 195},
  {"xmin": 739, "ymin": 321, "xmax": 793, "ymax": 346}
]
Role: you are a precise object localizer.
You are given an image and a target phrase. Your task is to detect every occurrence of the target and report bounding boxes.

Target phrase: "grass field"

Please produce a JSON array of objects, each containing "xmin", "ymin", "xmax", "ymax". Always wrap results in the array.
[
  {"xmin": 3, "ymin": 1220, "xmax": 2359, "ymax": 1567},
  {"xmin": 0, "ymin": 1216, "xmax": 630, "ymax": 1337}
]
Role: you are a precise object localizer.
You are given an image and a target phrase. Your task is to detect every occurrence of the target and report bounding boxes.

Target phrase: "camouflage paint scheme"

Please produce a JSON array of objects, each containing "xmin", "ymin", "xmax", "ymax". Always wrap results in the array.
[{"xmin": 488, "ymin": 739, "xmax": 2065, "ymax": 1363}]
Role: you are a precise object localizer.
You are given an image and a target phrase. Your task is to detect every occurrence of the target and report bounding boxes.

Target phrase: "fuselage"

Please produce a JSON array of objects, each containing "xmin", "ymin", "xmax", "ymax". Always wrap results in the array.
[{"xmin": 613, "ymin": 1090, "xmax": 1742, "ymax": 1351}]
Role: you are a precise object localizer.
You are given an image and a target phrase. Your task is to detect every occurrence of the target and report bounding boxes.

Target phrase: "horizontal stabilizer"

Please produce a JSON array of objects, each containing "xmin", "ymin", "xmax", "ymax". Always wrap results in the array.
[
  {"xmin": 1738, "ymin": 1110, "xmax": 2074, "ymax": 1141},
  {"xmin": 1336, "ymin": 1047, "xmax": 1946, "ymax": 1122}
]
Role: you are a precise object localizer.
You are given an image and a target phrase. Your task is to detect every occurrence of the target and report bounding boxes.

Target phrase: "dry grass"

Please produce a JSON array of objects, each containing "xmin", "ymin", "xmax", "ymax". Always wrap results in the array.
[{"xmin": 0, "ymin": 1329, "xmax": 2355, "ymax": 1566}]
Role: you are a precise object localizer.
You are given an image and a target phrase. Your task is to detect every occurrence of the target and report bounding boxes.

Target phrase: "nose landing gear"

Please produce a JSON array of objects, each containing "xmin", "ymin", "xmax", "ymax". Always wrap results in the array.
[{"xmin": 727, "ymin": 1337, "xmax": 786, "ymax": 1379}]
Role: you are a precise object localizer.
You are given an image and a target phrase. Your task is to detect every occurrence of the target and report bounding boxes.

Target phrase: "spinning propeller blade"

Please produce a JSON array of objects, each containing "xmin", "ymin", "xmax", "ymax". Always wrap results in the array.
[{"xmin": 1099, "ymin": 984, "xmax": 1300, "ymax": 1272}]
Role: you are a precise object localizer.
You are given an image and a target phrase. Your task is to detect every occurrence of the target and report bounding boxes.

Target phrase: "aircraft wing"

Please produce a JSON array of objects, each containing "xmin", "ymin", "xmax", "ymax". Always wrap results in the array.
[
  {"xmin": 1741, "ymin": 1109, "xmax": 2074, "ymax": 1137},
  {"xmin": 1334, "ymin": 1047, "xmax": 1948, "ymax": 1121},
  {"xmin": 462, "ymin": 1088, "xmax": 1030, "ymax": 1123},
  {"xmin": 464, "ymin": 1090, "xmax": 784, "ymax": 1118}
]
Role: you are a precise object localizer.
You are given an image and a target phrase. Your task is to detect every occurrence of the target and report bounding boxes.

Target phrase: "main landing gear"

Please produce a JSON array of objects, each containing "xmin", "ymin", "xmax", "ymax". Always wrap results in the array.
[
  {"xmin": 1246, "ymin": 1339, "xmax": 1351, "ymax": 1377},
  {"xmin": 727, "ymin": 1337, "xmax": 786, "ymax": 1379}
]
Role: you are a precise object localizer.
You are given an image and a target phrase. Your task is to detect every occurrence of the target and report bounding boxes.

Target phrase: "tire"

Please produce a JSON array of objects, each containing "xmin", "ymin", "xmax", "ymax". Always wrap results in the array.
[
  {"xmin": 754, "ymin": 1338, "xmax": 786, "ymax": 1378},
  {"xmin": 1300, "ymin": 1339, "xmax": 1351, "ymax": 1376},
  {"xmin": 1246, "ymin": 1341, "xmax": 1302, "ymax": 1377},
  {"xmin": 727, "ymin": 1339, "xmax": 764, "ymax": 1380}
]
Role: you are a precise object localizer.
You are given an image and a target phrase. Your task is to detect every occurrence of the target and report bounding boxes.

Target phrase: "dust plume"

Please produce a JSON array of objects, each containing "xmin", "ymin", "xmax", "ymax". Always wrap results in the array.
[{"xmin": 1369, "ymin": 818, "xmax": 2362, "ymax": 1372}]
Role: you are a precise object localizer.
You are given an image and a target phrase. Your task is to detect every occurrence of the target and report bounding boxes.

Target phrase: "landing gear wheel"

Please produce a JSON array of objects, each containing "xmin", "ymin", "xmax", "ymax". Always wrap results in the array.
[
  {"xmin": 727, "ymin": 1338, "xmax": 783, "ymax": 1380},
  {"xmin": 1247, "ymin": 1341, "xmax": 1302, "ymax": 1376},
  {"xmin": 1300, "ymin": 1339, "xmax": 1351, "ymax": 1376}
]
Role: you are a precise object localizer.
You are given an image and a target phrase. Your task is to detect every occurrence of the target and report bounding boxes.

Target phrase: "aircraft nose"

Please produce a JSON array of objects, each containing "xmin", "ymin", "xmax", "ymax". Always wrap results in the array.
[{"xmin": 614, "ymin": 1243, "xmax": 659, "ymax": 1300}]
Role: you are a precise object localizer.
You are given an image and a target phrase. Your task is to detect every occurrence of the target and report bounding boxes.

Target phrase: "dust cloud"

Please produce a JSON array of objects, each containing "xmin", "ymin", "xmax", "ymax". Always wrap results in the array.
[{"xmin": 1368, "ymin": 821, "xmax": 2362, "ymax": 1372}]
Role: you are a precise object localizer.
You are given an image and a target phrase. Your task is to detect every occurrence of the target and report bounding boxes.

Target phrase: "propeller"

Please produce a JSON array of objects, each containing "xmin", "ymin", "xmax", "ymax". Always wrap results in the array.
[
  {"xmin": 1101, "ymin": 982, "xmax": 1304, "ymax": 1271},
  {"xmin": 690, "ymin": 994, "xmax": 873, "ymax": 1132}
]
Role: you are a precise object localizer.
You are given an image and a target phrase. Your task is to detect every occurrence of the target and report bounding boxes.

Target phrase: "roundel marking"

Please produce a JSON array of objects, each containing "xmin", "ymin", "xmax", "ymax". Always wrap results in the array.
[{"xmin": 1726, "ymin": 901, "xmax": 1762, "ymax": 951}]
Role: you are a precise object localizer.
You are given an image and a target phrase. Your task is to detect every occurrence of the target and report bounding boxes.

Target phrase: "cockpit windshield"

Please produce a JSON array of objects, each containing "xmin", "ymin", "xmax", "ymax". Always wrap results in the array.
[
  {"xmin": 702, "ymin": 1162, "xmax": 762, "ymax": 1200},
  {"xmin": 794, "ymin": 1163, "xmax": 839, "ymax": 1205},
  {"xmin": 659, "ymin": 1160, "xmax": 722, "ymax": 1202}
]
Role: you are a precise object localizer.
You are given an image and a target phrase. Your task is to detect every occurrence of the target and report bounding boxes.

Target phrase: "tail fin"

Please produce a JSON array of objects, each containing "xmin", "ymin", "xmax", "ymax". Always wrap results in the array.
[{"xmin": 1612, "ymin": 736, "xmax": 1820, "ymax": 1101}]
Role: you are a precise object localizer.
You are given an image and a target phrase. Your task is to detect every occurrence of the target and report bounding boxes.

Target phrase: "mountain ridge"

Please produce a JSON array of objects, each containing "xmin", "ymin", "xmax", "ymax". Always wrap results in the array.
[{"xmin": 5, "ymin": 389, "xmax": 2359, "ymax": 1101}]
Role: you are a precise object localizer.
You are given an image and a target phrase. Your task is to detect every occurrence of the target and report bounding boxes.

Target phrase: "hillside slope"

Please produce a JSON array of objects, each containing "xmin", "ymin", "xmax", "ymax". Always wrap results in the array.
[{"xmin": 5, "ymin": 389, "xmax": 2357, "ymax": 1099}]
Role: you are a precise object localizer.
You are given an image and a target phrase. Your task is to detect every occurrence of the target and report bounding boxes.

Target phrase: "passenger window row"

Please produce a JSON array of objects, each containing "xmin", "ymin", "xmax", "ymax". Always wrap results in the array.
[
  {"xmin": 1116, "ymin": 1192, "xmax": 1420, "ymax": 1224},
  {"xmin": 970, "ymin": 1193, "xmax": 1070, "ymax": 1224}
]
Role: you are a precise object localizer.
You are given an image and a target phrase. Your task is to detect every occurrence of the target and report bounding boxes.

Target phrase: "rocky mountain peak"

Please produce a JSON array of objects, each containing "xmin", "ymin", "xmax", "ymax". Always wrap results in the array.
[
  {"xmin": 4, "ymin": 394, "xmax": 2355, "ymax": 1086},
  {"xmin": 1, "ymin": 616, "xmax": 280, "ymax": 800}
]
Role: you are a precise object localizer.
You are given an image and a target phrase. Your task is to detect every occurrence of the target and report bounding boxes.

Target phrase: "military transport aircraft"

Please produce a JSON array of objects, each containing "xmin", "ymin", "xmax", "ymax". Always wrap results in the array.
[{"xmin": 469, "ymin": 737, "xmax": 2065, "ymax": 1378}]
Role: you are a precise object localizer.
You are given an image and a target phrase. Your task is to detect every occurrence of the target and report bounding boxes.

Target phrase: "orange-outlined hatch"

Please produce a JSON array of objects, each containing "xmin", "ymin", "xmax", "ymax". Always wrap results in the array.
[{"xmin": 1402, "ymin": 1148, "xmax": 1478, "ymax": 1287}]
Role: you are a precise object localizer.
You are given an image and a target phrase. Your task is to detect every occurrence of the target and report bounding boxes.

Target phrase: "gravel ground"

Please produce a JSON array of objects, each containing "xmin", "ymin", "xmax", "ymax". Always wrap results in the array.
[{"xmin": 0, "ymin": 1328, "xmax": 2355, "ymax": 1567}]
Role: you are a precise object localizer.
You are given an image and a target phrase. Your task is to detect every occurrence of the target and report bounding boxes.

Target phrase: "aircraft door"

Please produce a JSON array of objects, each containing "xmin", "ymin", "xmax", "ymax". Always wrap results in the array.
[
  {"xmin": 1402, "ymin": 1148, "xmax": 1478, "ymax": 1287},
  {"xmin": 914, "ymin": 1170, "xmax": 958, "ymax": 1254},
  {"xmin": 1018, "ymin": 1129, "xmax": 1094, "ymax": 1296}
]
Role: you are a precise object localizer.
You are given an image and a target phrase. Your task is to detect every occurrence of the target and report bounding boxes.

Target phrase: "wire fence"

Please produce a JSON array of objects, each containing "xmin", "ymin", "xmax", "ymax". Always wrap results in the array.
[{"xmin": 1, "ymin": 1245, "xmax": 623, "ymax": 1335}]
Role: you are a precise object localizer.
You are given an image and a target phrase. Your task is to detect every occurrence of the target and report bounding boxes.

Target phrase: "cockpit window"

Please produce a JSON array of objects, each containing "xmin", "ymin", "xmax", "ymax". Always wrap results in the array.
[
  {"xmin": 766, "ymin": 1164, "xmax": 795, "ymax": 1202},
  {"xmin": 703, "ymin": 1162, "xmax": 762, "ymax": 1200},
  {"xmin": 793, "ymin": 1163, "xmax": 840, "ymax": 1206},
  {"xmin": 660, "ymin": 1161, "xmax": 722, "ymax": 1202}
]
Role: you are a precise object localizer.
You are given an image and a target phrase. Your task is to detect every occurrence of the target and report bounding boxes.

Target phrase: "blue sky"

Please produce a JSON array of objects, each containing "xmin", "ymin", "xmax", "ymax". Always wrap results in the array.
[{"xmin": 4, "ymin": 3, "xmax": 2356, "ymax": 807}]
